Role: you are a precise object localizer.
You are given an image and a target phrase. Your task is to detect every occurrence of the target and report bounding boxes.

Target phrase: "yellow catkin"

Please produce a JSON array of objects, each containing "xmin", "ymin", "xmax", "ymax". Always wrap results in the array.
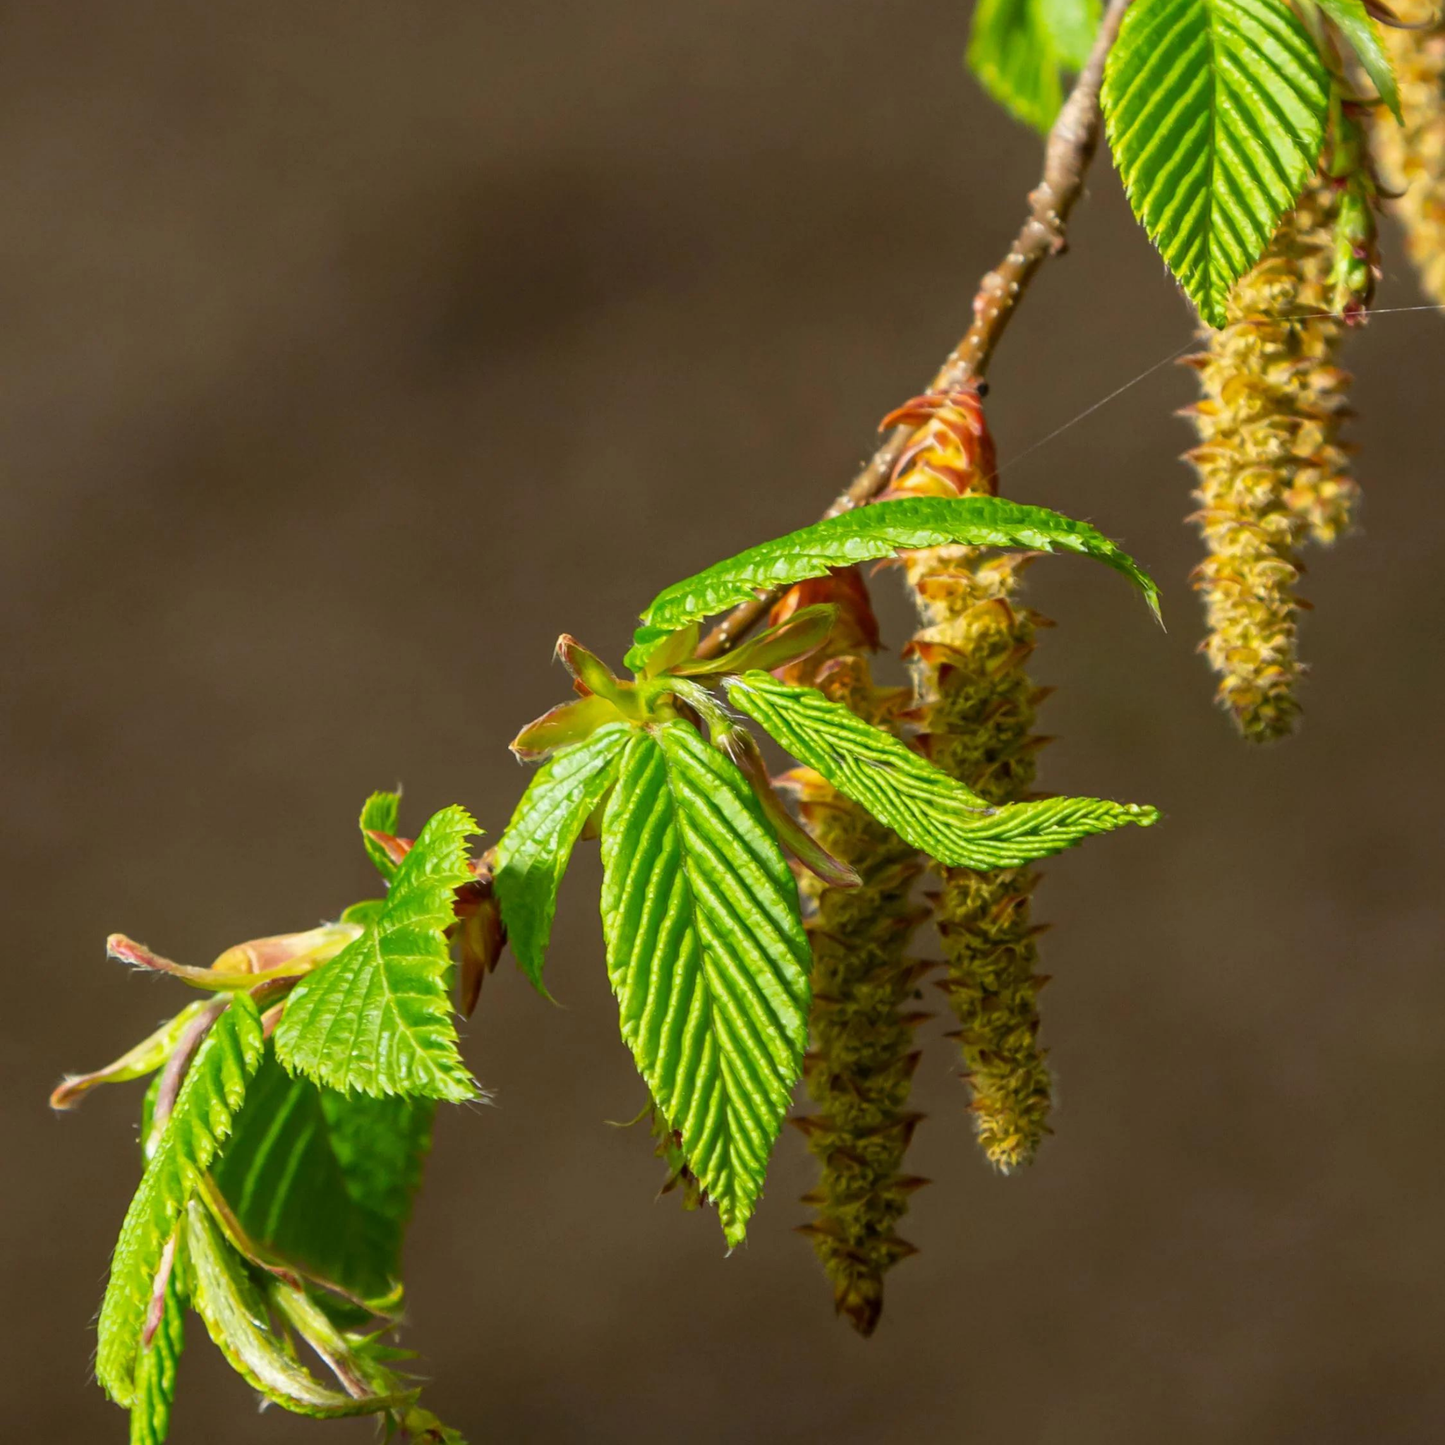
[
  {"xmin": 780, "ymin": 570, "xmax": 930, "ymax": 1337},
  {"xmin": 1377, "ymin": 7, "xmax": 1445, "ymax": 305},
  {"xmin": 1185, "ymin": 178, "xmax": 1356, "ymax": 741},
  {"xmin": 884, "ymin": 388, "xmax": 1054, "ymax": 1172}
]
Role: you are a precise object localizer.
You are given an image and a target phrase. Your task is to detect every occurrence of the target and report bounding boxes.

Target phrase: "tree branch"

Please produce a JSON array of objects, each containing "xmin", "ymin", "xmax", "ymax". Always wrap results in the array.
[{"xmin": 695, "ymin": 0, "xmax": 1131, "ymax": 661}]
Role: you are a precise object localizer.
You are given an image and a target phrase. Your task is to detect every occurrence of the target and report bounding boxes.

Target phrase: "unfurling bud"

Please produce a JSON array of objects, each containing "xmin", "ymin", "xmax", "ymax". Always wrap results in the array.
[
  {"xmin": 886, "ymin": 385, "xmax": 1055, "ymax": 1171},
  {"xmin": 780, "ymin": 569, "xmax": 930, "ymax": 1336},
  {"xmin": 1185, "ymin": 175, "xmax": 1359, "ymax": 740},
  {"xmin": 1376, "ymin": 7, "xmax": 1445, "ymax": 306}
]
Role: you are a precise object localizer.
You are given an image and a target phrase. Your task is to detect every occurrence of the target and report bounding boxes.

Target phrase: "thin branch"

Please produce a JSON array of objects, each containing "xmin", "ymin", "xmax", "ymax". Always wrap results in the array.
[{"xmin": 695, "ymin": 0, "xmax": 1131, "ymax": 661}]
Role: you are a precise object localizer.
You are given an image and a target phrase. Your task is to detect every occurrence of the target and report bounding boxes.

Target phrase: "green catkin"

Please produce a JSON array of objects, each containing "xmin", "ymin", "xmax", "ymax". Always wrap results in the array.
[
  {"xmin": 885, "ymin": 388, "xmax": 1055, "ymax": 1172},
  {"xmin": 1185, "ymin": 173, "xmax": 1359, "ymax": 741},
  {"xmin": 781, "ymin": 572, "xmax": 930, "ymax": 1337},
  {"xmin": 1377, "ymin": 5, "xmax": 1445, "ymax": 306}
]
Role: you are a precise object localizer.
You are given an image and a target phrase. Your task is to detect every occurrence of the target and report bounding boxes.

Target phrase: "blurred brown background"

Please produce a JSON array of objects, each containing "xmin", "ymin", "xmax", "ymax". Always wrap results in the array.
[{"xmin": 5, "ymin": 3, "xmax": 1445, "ymax": 1441}]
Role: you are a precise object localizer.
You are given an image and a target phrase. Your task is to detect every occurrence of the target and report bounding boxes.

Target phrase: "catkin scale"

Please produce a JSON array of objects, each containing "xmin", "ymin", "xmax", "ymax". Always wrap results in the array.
[
  {"xmin": 1185, "ymin": 176, "xmax": 1357, "ymax": 741},
  {"xmin": 780, "ymin": 572, "xmax": 930, "ymax": 1337},
  {"xmin": 884, "ymin": 388, "xmax": 1055, "ymax": 1172},
  {"xmin": 1377, "ymin": 8, "xmax": 1445, "ymax": 306}
]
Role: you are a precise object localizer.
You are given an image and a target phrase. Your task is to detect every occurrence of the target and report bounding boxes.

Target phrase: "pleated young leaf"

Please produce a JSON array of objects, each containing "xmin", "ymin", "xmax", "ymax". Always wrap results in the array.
[
  {"xmin": 727, "ymin": 671, "xmax": 1159, "ymax": 868},
  {"xmin": 626, "ymin": 497, "xmax": 1159, "ymax": 671},
  {"xmin": 128, "ymin": 1249, "xmax": 186, "ymax": 1445},
  {"xmin": 212, "ymin": 1050, "xmax": 435, "ymax": 1305},
  {"xmin": 183, "ymin": 1201, "xmax": 414, "ymax": 1418},
  {"xmin": 1103, "ymin": 0, "xmax": 1330, "ymax": 327},
  {"xmin": 1313, "ymin": 0, "xmax": 1400, "ymax": 121},
  {"xmin": 275, "ymin": 806, "xmax": 478, "ymax": 1103},
  {"xmin": 495, "ymin": 723, "xmax": 632, "ymax": 992},
  {"xmin": 599, "ymin": 723, "xmax": 812, "ymax": 1246},
  {"xmin": 968, "ymin": 0, "xmax": 1099, "ymax": 133},
  {"xmin": 360, "ymin": 790, "xmax": 402, "ymax": 883},
  {"xmin": 97, "ymin": 992, "xmax": 264, "ymax": 1406}
]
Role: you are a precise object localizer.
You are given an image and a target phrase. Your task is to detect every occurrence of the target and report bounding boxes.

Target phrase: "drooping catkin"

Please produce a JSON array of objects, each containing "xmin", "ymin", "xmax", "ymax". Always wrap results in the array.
[
  {"xmin": 781, "ymin": 569, "xmax": 931, "ymax": 1337},
  {"xmin": 885, "ymin": 387, "xmax": 1055, "ymax": 1172},
  {"xmin": 1184, "ymin": 175, "xmax": 1358, "ymax": 741},
  {"xmin": 1376, "ymin": 6, "xmax": 1445, "ymax": 305}
]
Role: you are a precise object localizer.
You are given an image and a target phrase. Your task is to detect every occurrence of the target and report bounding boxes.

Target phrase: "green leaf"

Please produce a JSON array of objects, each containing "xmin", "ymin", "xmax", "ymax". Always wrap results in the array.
[
  {"xmin": 627, "ymin": 496, "xmax": 1160, "ymax": 670},
  {"xmin": 275, "ymin": 807, "xmax": 479, "ymax": 1102},
  {"xmin": 213, "ymin": 1050, "xmax": 435, "ymax": 1305},
  {"xmin": 968, "ymin": 0, "xmax": 1071, "ymax": 132},
  {"xmin": 1314, "ymin": 0, "xmax": 1400, "ymax": 121},
  {"xmin": 51, "ymin": 1001, "xmax": 210, "ymax": 1112},
  {"xmin": 360, "ymin": 790, "xmax": 402, "ymax": 882},
  {"xmin": 128, "ymin": 1251, "xmax": 186, "ymax": 1445},
  {"xmin": 97, "ymin": 993, "xmax": 264, "ymax": 1406},
  {"xmin": 184, "ymin": 1201, "xmax": 413, "ymax": 1417},
  {"xmin": 495, "ymin": 723, "xmax": 632, "ymax": 993},
  {"xmin": 599, "ymin": 723, "xmax": 812, "ymax": 1246},
  {"xmin": 1042, "ymin": 0, "xmax": 1102, "ymax": 67},
  {"xmin": 1103, "ymin": 0, "xmax": 1330, "ymax": 326},
  {"xmin": 727, "ymin": 671, "xmax": 1159, "ymax": 867}
]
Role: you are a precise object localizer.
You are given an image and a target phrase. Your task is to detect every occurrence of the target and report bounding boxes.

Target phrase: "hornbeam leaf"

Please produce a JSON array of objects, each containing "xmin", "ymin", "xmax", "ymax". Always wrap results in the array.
[
  {"xmin": 184, "ymin": 1202, "xmax": 414, "ymax": 1418},
  {"xmin": 599, "ymin": 723, "xmax": 811, "ymax": 1246},
  {"xmin": 1314, "ymin": 0, "xmax": 1401, "ymax": 121},
  {"xmin": 360, "ymin": 791, "xmax": 402, "ymax": 883},
  {"xmin": 1041, "ymin": 0, "xmax": 1102, "ymax": 67},
  {"xmin": 727, "ymin": 671, "xmax": 1158, "ymax": 867},
  {"xmin": 50, "ymin": 1001, "xmax": 209, "ymax": 1111},
  {"xmin": 213, "ymin": 1050, "xmax": 435, "ymax": 1306},
  {"xmin": 1103, "ymin": 0, "xmax": 1330, "ymax": 327},
  {"xmin": 275, "ymin": 807, "xmax": 479, "ymax": 1102},
  {"xmin": 97, "ymin": 992, "xmax": 264, "ymax": 1406},
  {"xmin": 626, "ymin": 497, "xmax": 1159, "ymax": 670},
  {"xmin": 128, "ymin": 1246, "xmax": 186, "ymax": 1445},
  {"xmin": 495, "ymin": 723, "xmax": 632, "ymax": 993},
  {"xmin": 968, "ymin": 0, "xmax": 1085, "ymax": 132}
]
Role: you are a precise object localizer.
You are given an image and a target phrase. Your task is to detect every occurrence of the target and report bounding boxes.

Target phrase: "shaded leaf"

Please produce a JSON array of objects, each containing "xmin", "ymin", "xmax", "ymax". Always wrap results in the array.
[
  {"xmin": 213, "ymin": 1050, "xmax": 435, "ymax": 1306},
  {"xmin": 599, "ymin": 723, "xmax": 811, "ymax": 1245}
]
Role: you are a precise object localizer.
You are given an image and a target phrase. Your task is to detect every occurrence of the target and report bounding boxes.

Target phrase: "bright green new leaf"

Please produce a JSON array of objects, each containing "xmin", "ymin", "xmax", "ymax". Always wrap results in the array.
[
  {"xmin": 1314, "ymin": 0, "xmax": 1400, "ymax": 121},
  {"xmin": 97, "ymin": 992, "xmax": 264, "ymax": 1406},
  {"xmin": 627, "ymin": 496, "xmax": 1160, "ymax": 670},
  {"xmin": 1103, "ymin": 0, "xmax": 1330, "ymax": 327},
  {"xmin": 275, "ymin": 807, "xmax": 478, "ymax": 1102},
  {"xmin": 128, "ymin": 1251, "xmax": 186, "ymax": 1445},
  {"xmin": 1042, "ymin": 0, "xmax": 1102, "ymax": 66},
  {"xmin": 496, "ymin": 723, "xmax": 632, "ymax": 993},
  {"xmin": 213, "ymin": 1050, "xmax": 435, "ymax": 1305},
  {"xmin": 727, "ymin": 671, "xmax": 1157, "ymax": 866},
  {"xmin": 360, "ymin": 790, "xmax": 402, "ymax": 882},
  {"xmin": 968, "ymin": 0, "xmax": 1098, "ymax": 132},
  {"xmin": 184, "ymin": 1201, "xmax": 414, "ymax": 1417},
  {"xmin": 50, "ymin": 1000, "xmax": 209, "ymax": 1111},
  {"xmin": 599, "ymin": 723, "xmax": 812, "ymax": 1246}
]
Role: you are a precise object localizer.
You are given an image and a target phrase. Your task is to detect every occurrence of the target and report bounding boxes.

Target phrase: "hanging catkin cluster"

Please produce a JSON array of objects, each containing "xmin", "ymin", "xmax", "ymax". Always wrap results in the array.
[
  {"xmin": 1184, "ymin": 172, "xmax": 1359, "ymax": 742},
  {"xmin": 1377, "ymin": 5, "xmax": 1445, "ymax": 305},
  {"xmin": 781, "ymin": 568, "xmax": 931, "ymax": 1337},
  {"xmin": 884, "ymin": 387, "xmax": 1055, "ymax": 1172}
]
